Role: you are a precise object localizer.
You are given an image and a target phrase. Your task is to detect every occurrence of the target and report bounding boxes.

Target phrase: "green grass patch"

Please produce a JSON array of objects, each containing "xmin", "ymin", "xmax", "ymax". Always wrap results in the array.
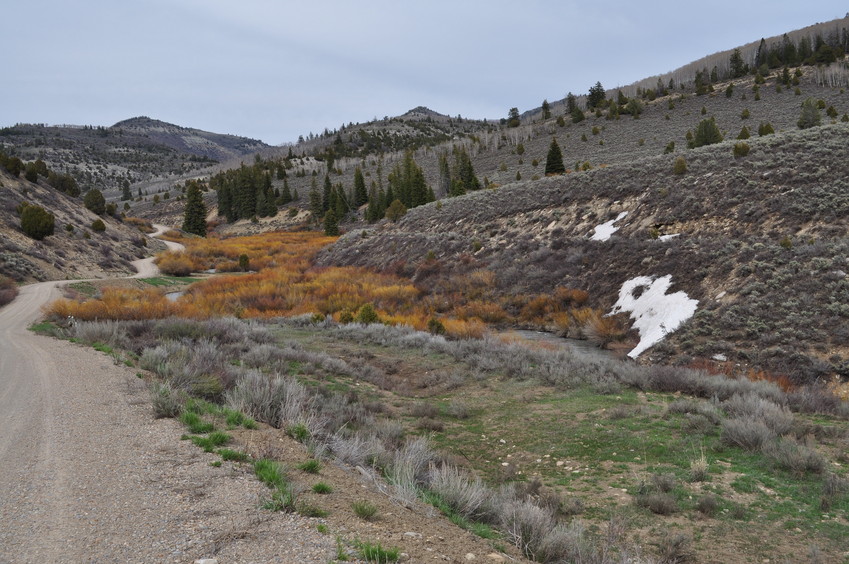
[
  {"xmin": 312, "ymin": 482, "xmax": 333, "ymax": 494},
  {"xmin": 29, "ymin": 321, "xmax": 64, "ymax": 337},
  {"xmin": 352, "ymin": 500, "xmax": 378, "ymax": 521},
  {"xmin": 254, "ymin": 459, "xmax": 287, "ymax": 489},
  {"xmin": 262, "ymin": 485, "xmax": 296, "ymax": 512},
  {"xmin": 287, "ymin": 423, "xmax": 309, "ymax": 442},
  {"xmin": 419, "ymin": 490, "xmax": 498, "ymax": 539},
  {"xmin": 298, "ymin": 503, "xmax": 329, "ymax": 518},
  {"xmin": 218, "ymin": 448, "xmax": 250, "ymax": 462},
  {"xmin": 355, "ymin": 540, "xmax": 400, "ymax": 563},
  {"xmin": 297, "ymin": 459, "xmax": 321, "ymax": 474},
  {"xmin": 67, "ymin": 281, "xmax": 98, "ymax": 296},
  {"xmin": 139, "ymin": 276, "xmax": 199, "ymax": 287},
  {"xmin": 180, "ymin": 410, "xmax": 215, "ymax": 434},
  {"xmin": 189, "ymin": 431, "xmax": 230, "ymax": 452}
]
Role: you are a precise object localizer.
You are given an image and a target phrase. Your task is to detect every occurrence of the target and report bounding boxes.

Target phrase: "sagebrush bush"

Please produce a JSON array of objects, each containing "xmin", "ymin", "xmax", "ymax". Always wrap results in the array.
[
  {"xmin": 427, "ymin": 463, "xmax": 492, "ymax": 520},
  {"xmin": 733, "ymin": 142, "xmax": 750, "ymax": 158},
  {"xmin": 762, "ymin": 436, "xmax": 825, "ymax": 475},
  {"xmin": 721, "ymin": 418, "xmax": 774, "ymax": 451},
  {"xmin": 150, "ymin": 381, "xmax": 185, "ymax": 418},
  {"xmin": 672, "ymin": 156, "xmax": 687, "ymax": 175},
  {"xmin": 635, "ymin": 492, "xmax": 678, "ymax": 515}
]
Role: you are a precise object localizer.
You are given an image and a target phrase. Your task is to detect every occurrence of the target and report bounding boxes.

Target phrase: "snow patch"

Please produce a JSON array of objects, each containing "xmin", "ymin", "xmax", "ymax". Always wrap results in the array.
[
  {"xmin": 658, "ymin": 233, "xmax": 680, "ymax": 242},
  {"xmin": 610, "ymin": 275, "xmax": 698, "ymax": 358},
  {"xmin": 590, "ymin": 211, "xmax": 628, "ymax": 241}
]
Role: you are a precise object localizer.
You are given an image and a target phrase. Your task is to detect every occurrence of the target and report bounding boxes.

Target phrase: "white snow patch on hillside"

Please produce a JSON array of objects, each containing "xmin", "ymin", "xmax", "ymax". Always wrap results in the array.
[
  {"xmin": 658, "ymin": 233, "xmax": 680, "ymax": 242},
  {"xmin": 590, "ymin": 211, "xmax": 628, "ymax": 241},
  {"xmin": 611, "ymin": 275, "xmax": 698, "ymax": 359}
]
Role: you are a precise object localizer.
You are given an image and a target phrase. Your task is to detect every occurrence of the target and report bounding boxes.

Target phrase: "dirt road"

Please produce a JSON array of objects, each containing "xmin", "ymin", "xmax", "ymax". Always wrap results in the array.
[{"xmin": 0, "ymin": 228, "xmax": 335, "ymax": 563}]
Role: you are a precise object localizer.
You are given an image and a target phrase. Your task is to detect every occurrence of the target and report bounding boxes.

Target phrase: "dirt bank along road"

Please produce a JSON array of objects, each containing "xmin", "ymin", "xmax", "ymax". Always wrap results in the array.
[{"xmin": 0, "ymin": 227, "xmax": 338, "ymax": 563}]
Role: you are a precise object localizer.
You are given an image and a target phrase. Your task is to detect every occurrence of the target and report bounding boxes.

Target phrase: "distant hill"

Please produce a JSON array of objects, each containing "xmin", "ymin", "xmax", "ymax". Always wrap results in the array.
[{"xmin": 0, "ymin": 117, "xmax": 269, "ymax": 203}]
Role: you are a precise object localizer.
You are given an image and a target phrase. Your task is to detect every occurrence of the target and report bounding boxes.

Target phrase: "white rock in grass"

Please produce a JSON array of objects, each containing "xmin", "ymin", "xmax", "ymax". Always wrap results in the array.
[
  {"xmin": 611, "ymin": 274, "xmax": 698, "ymax": 358},
  {"xmin": 590, "ymin": 211, "xmax": 628, "ymax": 241}
]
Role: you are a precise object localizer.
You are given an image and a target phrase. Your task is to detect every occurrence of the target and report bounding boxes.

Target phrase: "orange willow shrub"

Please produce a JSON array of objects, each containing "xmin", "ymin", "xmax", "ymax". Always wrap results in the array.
[
  {"xmin": 442, "ymin": 318, "xmax": 485, "ymax": 339},
  {"xmin": 46, "ymin": 288, "xmax": 178, "ymax": 321},
  {"xmin": 46, "ymin": 229, "xmax": 612, "ymax": 342},
  {"xmin": 155, "ymin": 251, "xmax": 199, "ymax": 276},
  {"xmin": 168, "ymin": 232, "xmax": 336, "ymax": 273}
]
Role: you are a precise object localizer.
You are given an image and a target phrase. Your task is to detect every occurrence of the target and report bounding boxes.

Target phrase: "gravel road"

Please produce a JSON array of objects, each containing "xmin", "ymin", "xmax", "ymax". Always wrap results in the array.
[{"xmin": 0, "ymin": 228, "xmax": 338, "ymax": 563}]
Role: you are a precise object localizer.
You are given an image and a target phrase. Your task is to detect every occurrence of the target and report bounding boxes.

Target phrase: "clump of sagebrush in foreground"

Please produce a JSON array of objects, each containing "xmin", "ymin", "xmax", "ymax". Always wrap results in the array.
[{"xmin": 70, "ymin": 315, "xmax": 847, "ymax": 563}]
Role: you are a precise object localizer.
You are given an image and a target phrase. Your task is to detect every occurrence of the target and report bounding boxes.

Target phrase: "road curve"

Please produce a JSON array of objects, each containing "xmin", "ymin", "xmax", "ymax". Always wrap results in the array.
[
  {"xmin": 0, "ymin": 225, "xmax": 182, "ymax": 561},
  {"xmin": 0, "ymin": 226, "xmax": 335, "ymax": 563}
]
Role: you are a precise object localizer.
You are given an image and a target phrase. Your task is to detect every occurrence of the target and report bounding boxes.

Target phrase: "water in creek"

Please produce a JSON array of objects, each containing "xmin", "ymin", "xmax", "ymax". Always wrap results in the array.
[{"xmin": 507, "ymin": 329, "xmax": 616, "ymax": 360}]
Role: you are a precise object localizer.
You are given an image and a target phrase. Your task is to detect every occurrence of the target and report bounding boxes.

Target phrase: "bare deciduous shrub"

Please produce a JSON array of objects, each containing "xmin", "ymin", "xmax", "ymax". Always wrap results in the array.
[
  {"xmin": 0, "ymin": 275, "xmax": 18, "ymax": 306},
  {"xmin": 652, "ymin": 473, "xmax": 677, "ymax": 493},
  {"xmin": 606, "ymin": 404, "xmax": 631, "ymax": 419}
]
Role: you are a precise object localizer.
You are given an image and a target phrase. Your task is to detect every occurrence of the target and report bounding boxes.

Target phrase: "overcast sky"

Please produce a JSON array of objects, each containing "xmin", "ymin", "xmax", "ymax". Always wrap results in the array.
[{"xmin": 4, "ymin": 1, "xmax": 847, "ymax": 145}]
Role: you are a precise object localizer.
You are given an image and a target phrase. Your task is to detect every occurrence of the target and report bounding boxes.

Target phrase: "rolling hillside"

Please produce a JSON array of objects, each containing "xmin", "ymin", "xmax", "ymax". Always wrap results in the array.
[
  {"xmin": 0, "ymin": 117, "xmax": 268, "ymax": 205},
  {"xmin": 319, "ymin": 122, "xmax": 849, "ymax": 385}
]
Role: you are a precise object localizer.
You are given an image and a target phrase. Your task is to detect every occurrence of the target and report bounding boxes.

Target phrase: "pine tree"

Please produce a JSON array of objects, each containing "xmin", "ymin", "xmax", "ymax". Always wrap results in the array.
[
  {"xmin": 507, "ymin": 107, "xmax": 520, "ymax": 127},
  {"xmin": 565, "ymin": 92, "xmax": 577, "ymax": 115},
  {"xmin": 587, "ymin": 81, "xmax": 605, "ymax": 109},
  {"xmin": 323, "ymin": 209, "xmax": 339, "ymax": 236},
  {"xmin": 121, "ymin": 180, "xmax": 132, "ymax": 201},
  {"xmin": 451, "ymin": 147, "xmax": 480, "ymax": 196},
  {"xmin": 83, "ymin": 189, "xmax": 106, "ymax": 215},
  {"xmin": 730, "ymin": 48, "xmax": 747, "ymax": 78},
  {"xmin": 690, "ymin": 117, "xmax": 723, "ymax": 148},
  {"xmin": 308, "ymin": 177, "xmax": 323, "ymax": 223},
  {"xmin": 541, "ymin": 99, "xmax": 551, "ymax": 120},
  {"xmin": 217, "ymin": 183, "xmax": 236, "ymax": 223},
  {"xmin": 544, "ymin": 138, "xmax": 565, "ymax": 175},
  {"xmin": 798, "ymin": 97, "xmax": 822, "ymax": 129},
  {"xmin": 279, "ymin": 178, "xmax": 292, "ymax": 204},
  {"xmin": 437, "ymin": 153, "xmax": 451, "ymax": 198},
  {"xmin": 366, "ymin": 183, "xmax": 383, "ymax": 222},
  {"xmin": 353, "ymin": 166, "xmax": 368, "ymax": 208},
  {"xmin": 318, "ymin": 174, "xmax": 330, "ymax": 211},
  {"xmin": 182, "ymin": 181, "xmax": 207, "ymax": 236}
]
